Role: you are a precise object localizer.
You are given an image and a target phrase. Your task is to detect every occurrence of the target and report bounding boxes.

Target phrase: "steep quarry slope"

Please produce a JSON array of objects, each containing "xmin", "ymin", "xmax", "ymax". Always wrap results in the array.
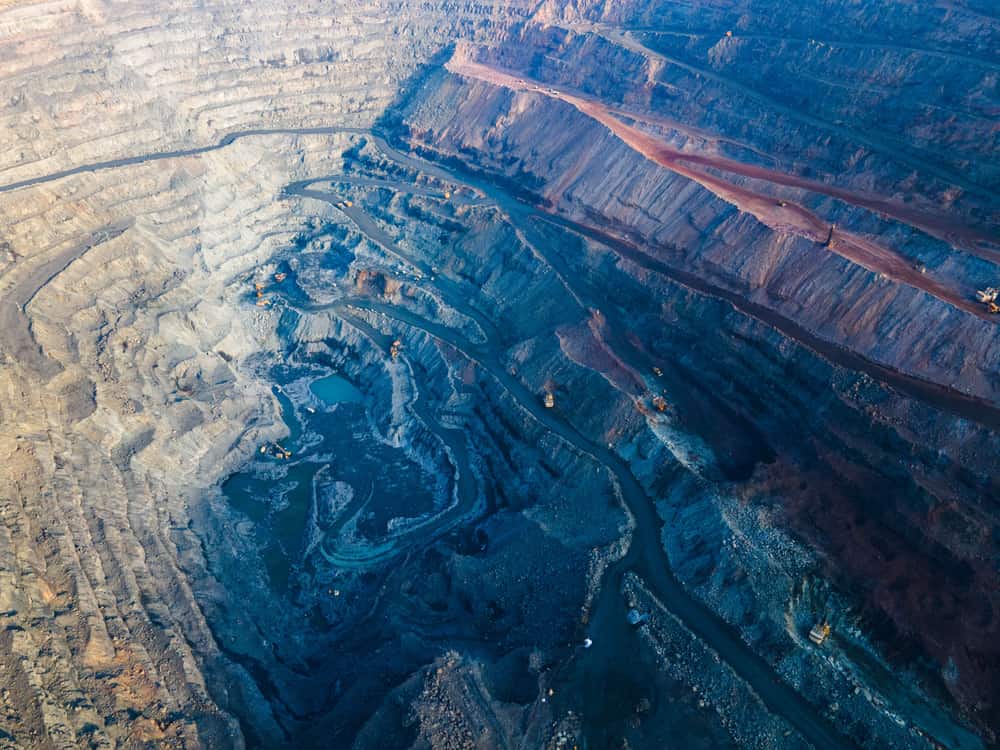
[
  {"xmin": 0, "ymin": 0, "xmax": 532, "ymax": 181},
  {"xmin": 391, "ymin": 0, "xmax": 1000, "ymax": 742},
  {"xmin": 0, "ymin": 1, "xmax": 535, "ymax": 747},
  {"xmin": 434, "ymin": 27, "xmax": 1000, "ymax": 402},
  {"xmin": 0, "ymin": 0, "xmax": 998, "ymax": 749}
]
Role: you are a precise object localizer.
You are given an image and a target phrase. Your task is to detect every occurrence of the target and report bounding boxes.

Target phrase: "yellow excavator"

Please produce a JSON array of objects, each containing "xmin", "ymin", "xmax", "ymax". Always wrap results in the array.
[
  {"xmin": 975, "ymin": 287, "xmax": 999, "ymax": 313},
  {"xmin": 809, "ymin": 622, "xmax": 831, "ymax": 646}
]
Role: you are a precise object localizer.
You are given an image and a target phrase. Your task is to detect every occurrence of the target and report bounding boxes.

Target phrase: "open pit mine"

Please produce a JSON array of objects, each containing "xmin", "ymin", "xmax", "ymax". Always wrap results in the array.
[{"xmin": 1, "ymin": 0, "xmax": 998, "ymax": 748}]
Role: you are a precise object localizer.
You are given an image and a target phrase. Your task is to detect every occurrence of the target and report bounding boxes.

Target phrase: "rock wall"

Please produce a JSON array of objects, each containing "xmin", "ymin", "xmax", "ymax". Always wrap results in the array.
[
  {"xmin": 0, "ymin": 2, "xmax": 536, "ymax": 746},
  {"xmin": 0, "ymin": 0, "xmax": 997, "ymax": 748},
  {"xmin": 386, "ymin": 3, "xmax": 1000, "ymax": 740}
]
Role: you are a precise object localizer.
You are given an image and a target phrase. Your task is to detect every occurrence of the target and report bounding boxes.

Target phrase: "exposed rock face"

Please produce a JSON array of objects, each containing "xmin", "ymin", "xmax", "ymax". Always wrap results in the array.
[
  {"xmin": 401, "ymin": 16, "xmax": 1000, "ymax": 736},
  {"xmin": 0, "ymin": 2, "xmax": 535, "ymax": 747},
  {"xmin": 0, "ymin": 1, "xmax": 997, "ymax": 749}
]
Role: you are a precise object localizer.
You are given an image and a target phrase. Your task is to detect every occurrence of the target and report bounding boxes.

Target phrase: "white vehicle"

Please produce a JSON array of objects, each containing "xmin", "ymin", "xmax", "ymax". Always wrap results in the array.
[{"xmin": 975, "ymin": 287, "xmax": 998, "ymax": 303}]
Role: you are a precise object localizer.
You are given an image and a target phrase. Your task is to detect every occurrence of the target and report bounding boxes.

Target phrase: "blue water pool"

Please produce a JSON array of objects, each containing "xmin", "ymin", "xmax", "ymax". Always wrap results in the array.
[{"xmin": 310, "ymin": 374, "xmax": 363, "ymax": 406}]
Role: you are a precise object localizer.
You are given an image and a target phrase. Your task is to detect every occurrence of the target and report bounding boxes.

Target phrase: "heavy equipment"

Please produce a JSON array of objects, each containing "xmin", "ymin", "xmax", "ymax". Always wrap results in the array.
[{"xmin": 808, "ymin": 622, "xmax": 831, "ymax": 646}]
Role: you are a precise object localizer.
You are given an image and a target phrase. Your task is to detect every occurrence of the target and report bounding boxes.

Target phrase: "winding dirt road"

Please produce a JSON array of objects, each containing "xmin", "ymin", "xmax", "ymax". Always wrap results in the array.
[
  {"xmin": 445, "ymin": 56, "xmax": 998, "ymax": 322},
  {"xmin": 0, "ymin": 110, "xmax": 986, "ymax": 748},
  {"xmin": 598, "ymin": 106, "xmax": 1000, "ymax": 260},
  {"xmin": 564, "ymin": 23, "xmax": 1000, "ymax": 204},
  {"xmin": 331, "ymin": 295, "xmax": 860, "ymax": 750},
  {"xmin": 4, "ymin": 122, "xmax": 997, "ymax": 423},
  {"xmin": 0, "ymin": 222, "xmax": 130, "ymax": 378},
  {"xmin": 291, "ymin": 130, "xmax": 1000, "ymax": 432}
]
